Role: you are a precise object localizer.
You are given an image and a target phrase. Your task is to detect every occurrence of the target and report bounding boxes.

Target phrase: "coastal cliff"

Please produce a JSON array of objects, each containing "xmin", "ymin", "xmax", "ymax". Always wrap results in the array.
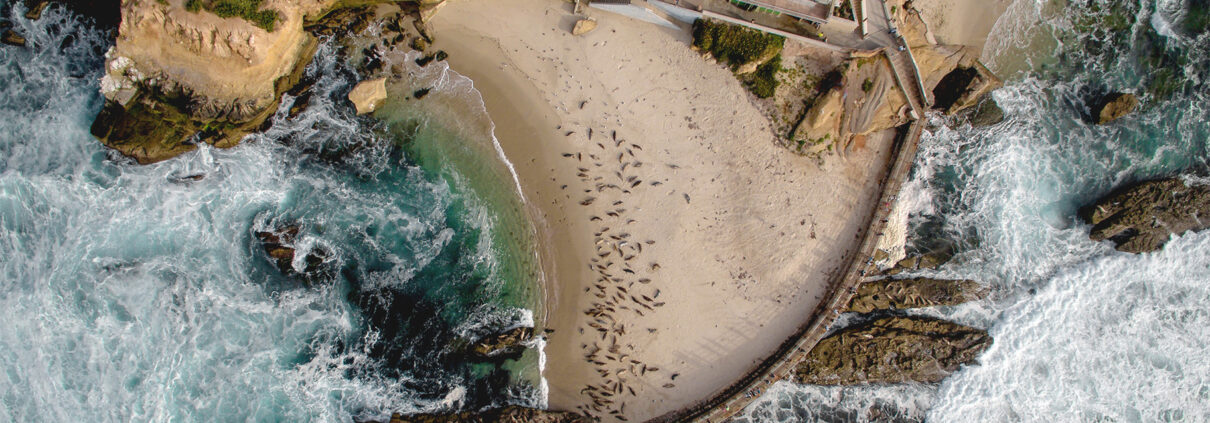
[
  {"xmin": 1080, "ymin": 177, "xmax": 1210, "ymax": 253},
  {"xmin": 88, "ymin": 0, "xmax": 446, "ymax": 163}
]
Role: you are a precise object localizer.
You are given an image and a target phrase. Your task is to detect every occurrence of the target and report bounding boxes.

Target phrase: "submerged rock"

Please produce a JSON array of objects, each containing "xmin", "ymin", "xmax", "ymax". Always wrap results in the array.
[
  {"xmin": 25, "ymin": 1, "xmax": 49, "ymax": 20},
  {"xmin": 1092, "ymin": 92, "xmax": 1138, "ymax": 124},
  {"xmin": 2, "ymin": 29, "xmax": 26, "ymax": 47},
  {"xmin": 846, "ymin": 277, "xmax": 986, "ymax": 313},
  {"xmin": 383, "ymin": 405, "xmax": 588, "ymax": 423},
  {"xmin": 1080, "ymin": 177, "xmax": 1210, "ymax": 253},
  {"xmin": 572, "ymin": 18, "xmax": 597, "ymax": 36},
  {"xmin": 968, "ymin": 96, "xmax": 1004, "ymax": 127},
  {"xmin": 796, "ymin": 316, "xmax": 991, "ymax": 385},
  {"xmin": 470, "ymin": 327, "xmax": 533, "ymax": 359},
  {"xmin": 349, "ymin": 77, "xmax": 388, "ymax": 115},
  {"xmin": 255, "ymin": 225, "xmax": 329, "ymax": 276}
]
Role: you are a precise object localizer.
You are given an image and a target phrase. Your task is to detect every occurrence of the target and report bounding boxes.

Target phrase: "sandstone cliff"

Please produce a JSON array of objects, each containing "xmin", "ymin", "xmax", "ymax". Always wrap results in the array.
[
  {"xmin": 89, "ymin": 0, "xmax": 445, "ymax": 163},
  {"xmin": 796, "ymin": 316, "xmax": 991, "ymax": 385},
  {"xmin": 791, "ymin": 54, "xmax": 911, "ymax": 156},
  {"xmin": 1080, "ymin": 177, "xmax": 1210, "ymax": 253}
]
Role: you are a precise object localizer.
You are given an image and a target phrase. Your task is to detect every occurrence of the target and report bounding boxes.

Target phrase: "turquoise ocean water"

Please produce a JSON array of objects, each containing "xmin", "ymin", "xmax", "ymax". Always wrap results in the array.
[
  {"xmin": 0, "ymin": 2, "xmax": 543, "ymax": 421},
  {"xmin": 737, "ymin": 0, "xmax": 1210, "ymax": 421}
]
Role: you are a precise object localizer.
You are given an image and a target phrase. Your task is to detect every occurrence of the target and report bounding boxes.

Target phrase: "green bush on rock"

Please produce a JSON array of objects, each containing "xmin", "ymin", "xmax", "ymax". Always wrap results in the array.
[
  {"xmin": 692, "ymin": 18, "xmax": 784, "ymax": 71},
  {"xmin": 186, "ymin": 0, "xmax": 279, "ymax": 31},
  {"xmin": 747, "ymin": 54, "xmax": 781, "ymax": 98}
]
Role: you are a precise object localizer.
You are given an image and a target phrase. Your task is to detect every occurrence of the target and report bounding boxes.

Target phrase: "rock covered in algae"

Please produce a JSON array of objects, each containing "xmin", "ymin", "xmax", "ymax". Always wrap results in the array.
[
  {"xmin": 796, "ymin": 316, "xmax": 991, "ymax": 385},
  {"xmin": 471, "ymin": 327, "xmax": 534, "ymax": 359},
  {"xmin": 846, "ymin": 277, "xmax": 986, "ymax": 313},
  {"xmin": 1080, "ymin": 177, "xmax": 1210, "ymax": 253}
]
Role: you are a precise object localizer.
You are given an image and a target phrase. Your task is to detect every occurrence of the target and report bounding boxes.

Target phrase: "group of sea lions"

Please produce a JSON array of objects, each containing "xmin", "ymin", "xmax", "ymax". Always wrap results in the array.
[{"xmin": 559, "ymin": 125, "xmax": 672, "ymax": 421}]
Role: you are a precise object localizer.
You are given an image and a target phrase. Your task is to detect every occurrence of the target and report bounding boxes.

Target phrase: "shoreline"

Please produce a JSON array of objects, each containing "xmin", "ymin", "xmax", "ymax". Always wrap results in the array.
[{"xmin": 431, "ymin": 0, "xmax": 897, "ymax": 420}]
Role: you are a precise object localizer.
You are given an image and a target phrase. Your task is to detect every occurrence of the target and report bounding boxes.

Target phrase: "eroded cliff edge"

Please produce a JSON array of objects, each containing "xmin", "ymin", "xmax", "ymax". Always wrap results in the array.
[{"xmin": 87, "ymin": 0, "xmax": 446, "ymax": 163}]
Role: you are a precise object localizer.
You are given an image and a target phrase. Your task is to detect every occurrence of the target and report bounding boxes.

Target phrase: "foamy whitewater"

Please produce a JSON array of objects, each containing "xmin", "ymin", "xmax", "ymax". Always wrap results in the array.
[
  {"xmin": 736, "ymin": 0, "xmax": 1210, "ymax": 421},
  {"xmin": 0, "ymin": 3, "xmax": 543, "ymax": 421}
]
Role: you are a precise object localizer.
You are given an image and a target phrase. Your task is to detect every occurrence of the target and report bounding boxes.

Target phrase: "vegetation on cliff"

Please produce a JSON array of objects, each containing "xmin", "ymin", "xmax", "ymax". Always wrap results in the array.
[
  {"xmin": 747, "ymin": 54, "xmax": 781, "ymax": 98},
  {"xmin": 691, "ymin": 19, "xmax": 784, "ymax": 71},
  {"xmin": 691, "ymin": 18, "xmax": 784, "ymax": 98},
  {"xmin": 185, "ymin": 0, "xmax": 279, "ymax": 31}
]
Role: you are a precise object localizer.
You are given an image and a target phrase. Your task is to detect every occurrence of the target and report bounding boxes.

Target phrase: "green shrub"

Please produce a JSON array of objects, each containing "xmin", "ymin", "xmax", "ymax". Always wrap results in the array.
[
  {"xmin": 861, "ymin": 78, "xmax": 873, "ymax": 92},
  {"xmin": 692, "ymin": 19, "xmax": 784, "ymax": 71},
  {"xmin": 186, "ymin": 0, "xmax": 279, "ymax": 31},
  {"xmin": 747, "ymin": 54, "xmax": 781, "ymax": 98}
]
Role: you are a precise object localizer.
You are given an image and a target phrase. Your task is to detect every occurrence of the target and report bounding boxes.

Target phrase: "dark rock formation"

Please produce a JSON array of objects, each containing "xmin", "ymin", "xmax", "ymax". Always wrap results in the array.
[
  {"xmin": 796, "ymin": 316, "xmax": 991, "ymax": 385},
  {"xmin": 846, "ymin": 277, "xmax": 986, "ymax": 313},
  {"xmin": 24, "ymin": 1, "xmax": 48, "ymax": 20},
  {"xmin": 255, "ymin": 225, "xmax": 329, "ymax": 276},
  {"xmin": 931, "ymin": 64, "xmax": 1001, "ymax": 115},
  {"xmin": 381, "ymin": 406, "xmax": 588, "ymax": 423},
  {"xmin": 968, "ymin": 96, "xmax": 1004, "ymax": 127},
  {"xmin": 470, "ymin": 327, "xmax": 533, "ymax": 359},
  {"xmin": 305, "ymin": 5, "xmax": 374, "ymax": 36},
  {"xmin": 1080, "ymin": 177, "xmax": 1210, "ymax": 253},
  {"xmin": 882, "ymin": 247, "xmax": 952, "ymax": 276},
  {"xmin": 1091, "ymin": 92, "xmax": 1138, "ymax": 124},
  {"xmin": 2, "ymin": 29, "xmax": 26, "ymax": 46}
]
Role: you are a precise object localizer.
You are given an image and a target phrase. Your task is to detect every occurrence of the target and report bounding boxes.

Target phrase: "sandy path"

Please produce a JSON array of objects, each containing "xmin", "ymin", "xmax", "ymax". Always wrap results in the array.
[{"xmin": 431, "ymin": 1, "xmax": 895, "ymax": 420}]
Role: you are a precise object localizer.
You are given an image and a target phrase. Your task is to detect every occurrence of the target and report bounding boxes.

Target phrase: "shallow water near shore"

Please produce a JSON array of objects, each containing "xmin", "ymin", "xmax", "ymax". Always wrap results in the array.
[
  {"xmin": 736, "ymin": 0, "xmax": 1210, "ymax": 421},
  {"xmin": 0, "ymin": 3, "xmax": 542, "ymax": 421}
]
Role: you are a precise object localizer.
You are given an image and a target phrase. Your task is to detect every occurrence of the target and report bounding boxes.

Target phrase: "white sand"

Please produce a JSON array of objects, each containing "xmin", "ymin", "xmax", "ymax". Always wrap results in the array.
[
  {"xmin": 898, "ymin": 0, "xmax": 1013, "ymax": 54},
  {"xmin": 431, "ymin": 1, "xmax": 896, "ymax": 420}
]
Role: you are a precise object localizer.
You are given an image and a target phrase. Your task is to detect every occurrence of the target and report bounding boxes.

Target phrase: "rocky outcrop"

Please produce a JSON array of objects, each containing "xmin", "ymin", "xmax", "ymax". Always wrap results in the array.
[
  {"xmin": 931, "ymin": 63, "xmax": 1001, "ymax": 115},
  {"xmin": 791, "ymin": 55, "xmax": 910, "ymax": 156},
  {"xmin": 255, "ymin": 225, "xmax": 328, "ymax": 276},
  {"xmin": 1092, "ymin": 92, "xmax": 1138, "ymax": 124},
  {"xmin": 796, "ymin": 316, "xmax": 991, "ymax": 385},
  {"xmin": 572, "ymin": 18, "xmax": 596, "ymax": 36},
  {"xmin": 968, "ymin": 96, "xmax": 1004, "ymax": 127},
  {"xmin": 846, "ymin": 277, "xmax": 986, "ymax": 313},
  {"xmin": 90, "ymin": 0, "xmax": 326, "ymax": 163},
  {"xmin": 1, "ymin": 29, "xmax": 25, "ymax": 46},
  {"xmin": 882, "ymin": 247, "xmax": 952, "ymax": 275},
  {"xmin": 470, "ymin": 327, "xmax": 534, "ymax": 359},
  {"xmin": 383, "ymin": 406, "xmax": 588, "ymax": 423},
  {"xmin": 349, "ymin": 77, "xmax": 387, "ymax": 114},
  {"xmin": 1080, "ymin": 177, "xmax": 1210, "ymax": 253},
  {"xmin": 89, "ymin": 0, "xmax": 447, "ymax": 163}
]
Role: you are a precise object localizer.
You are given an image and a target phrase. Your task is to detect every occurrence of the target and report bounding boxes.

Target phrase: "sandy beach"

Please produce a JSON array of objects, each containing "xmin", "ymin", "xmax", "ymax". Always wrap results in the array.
[{"xmin": 431, "ymin": 0, "xmax": 896, "ymax": 420}]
